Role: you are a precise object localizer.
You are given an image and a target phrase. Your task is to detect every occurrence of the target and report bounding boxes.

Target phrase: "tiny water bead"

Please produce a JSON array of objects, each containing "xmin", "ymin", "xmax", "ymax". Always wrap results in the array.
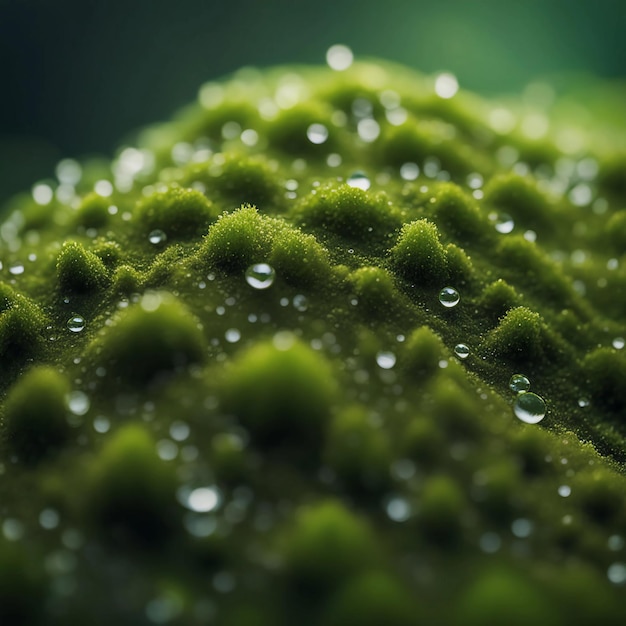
[
  {"xmin": 513, "ymin": 392, "xmax": 546, "ymax": 424},
  {"xmin": 613, "ymin": 337, "xmax": 625, "ymax": 350},
  {"xmin": 148, "ymin": 229, "xmax": 167, "ymax": 245},
  {"xmin": 454, "ymin": 344, "xmax": 470, "ymax": 359},
  {"xmin": 434, "ymin": 72, "xmax": 459, "ymax": 99},
  {"xmin": 346, "ymin": 172, "xmax": 371, "ymax": 191},
  {"xmin": 509, "ymin": 374, "xmax": 531, "ymax": 394},
  {"xmin": 67, "ymin": 315, "xmax": 85, "ymax": 333},
  {"xmin": 326, "ymin": 44, "xmax": 353, "ymax": 71},
  {"xmin": 438, "ymin": 286, "xmax": 460, "ymax": 308},
  {"xmin": 306, "ymin": 123, "xmax": 329, "ymax": 145},
  {"xmin": 245, "ymin": 263, "xmax": 276, "ymax": 289},
  {"xmin": 179, "ymin": 486, "xmax": 221, "ymax": 513}
]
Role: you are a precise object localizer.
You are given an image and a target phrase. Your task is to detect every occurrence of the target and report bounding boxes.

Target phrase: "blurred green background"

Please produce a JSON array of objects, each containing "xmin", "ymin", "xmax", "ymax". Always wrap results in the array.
[{"xmin": 1, "ymin": 0, "xmax": 625, "ymax": 206}]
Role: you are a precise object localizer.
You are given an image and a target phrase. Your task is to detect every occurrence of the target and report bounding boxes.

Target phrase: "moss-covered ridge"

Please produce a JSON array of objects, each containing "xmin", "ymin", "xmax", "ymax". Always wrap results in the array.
[{"xmin": 1, "ymin": 57, "xmax": 625, "ymax": 624}]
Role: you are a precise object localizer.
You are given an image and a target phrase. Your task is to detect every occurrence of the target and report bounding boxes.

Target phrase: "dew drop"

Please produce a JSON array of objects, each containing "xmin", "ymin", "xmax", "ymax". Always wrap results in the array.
[
  {"xmin": 180, "ymin": 486, "xmax": 221, "ymax": 513},
  {"xmin": 67, "ymin": 315, "xmax": 85, "ymax": 333},
  {"xmin": 68, "ymin": 391, "xmax": 90, "ymax": 416},
  {"xmin": 293, "ymin": 294, "xmax": 308, "ymax": 311},
  {"xmin": 558, "ymin": 485, "xmax": 571, "ymax": 497},
  {"xmin": 607, "ymin": 563, "xmax": 626, "ymax": 585},
  {"xmin": 306, "ymin": 123, "xmax": 329, "ymax": 145},
  {"xmin": 245, "ymin": 263, "xmax": 275, "ymax": 289},
  {"xmin": 509, "ymin": 374, "xmax": 531, "ymax": 394},
  {"xmin": 438, "ymin": 286, "xmax": 460, "ymax": 308},
  {"xmin": 376, "ymin": 351, "xmax": 396, "ymax": 369},
  {"xmin": 225, "ymin": 328, "xmax": 241, "ymax": 343},
  {"xmin": 513, "ymin": 392, "xmax": 546, "ymax": 424},
  {"xmin": 400, "ymin": 162, "xmax": 419, "ymax": 181},
  {"xmin": 346, "ymin": 172, "xmax": 371, "ymax": 191},
  {"xmin": 385, "ymin": 497, "xmax": 411, "ymax": 522},
  {"xmin": 326, "ymin": 44, "xmax": 353, "ymax": 71},
  {"xmin": 454, "ymin": 344, "xmax": 470, "ymax": 359},
  {"xmin": 577, "ymin": 398, "xmax": 590, "ymax": 408},
  {"xmin": 489, "ymin": 211, "xmax": 515, "ymax": 234},
  {"xmin": 148, "ymin": 229, "xmax": 167, "ymax": 245},
  {"xmin": 434, "ymin": 72, "xmax": 459, "ymax": 99},
  {"xmin": 357, "ymin": 118, "xmax": 380, "ymax": 143},
  {"xmin": 9, "ymin": 263, "xmax": 25, "ymax": 276},
  {"xmin": 612, "ymin": 337, "xmax": 624, "ymax": 350}
]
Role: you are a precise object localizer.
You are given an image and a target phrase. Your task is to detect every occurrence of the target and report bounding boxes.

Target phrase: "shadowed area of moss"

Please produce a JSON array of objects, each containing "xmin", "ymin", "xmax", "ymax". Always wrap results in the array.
[{"xmin": 0, "ymin": 56, "xmax": 625, "ymax": 625}]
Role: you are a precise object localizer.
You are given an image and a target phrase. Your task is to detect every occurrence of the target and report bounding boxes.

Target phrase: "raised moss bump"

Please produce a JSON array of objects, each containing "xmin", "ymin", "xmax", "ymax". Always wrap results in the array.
[
  {"xmin": 136, "ymin": 186, "xmax": 217, "ymax": 239},
  {"xmin": 390, "ymin": 219, "xmax": 448, "ymax": 285},
  {"xmin": 75, "ymin": 192, "xmax": 110, "ymax": 230},
  {"xmin": 56, "ymin": 240, "xmax": 110, "ymax": 293},
  {"xmin": 2, "ymin": 366, "xmax": 70, "ymax": 464}
]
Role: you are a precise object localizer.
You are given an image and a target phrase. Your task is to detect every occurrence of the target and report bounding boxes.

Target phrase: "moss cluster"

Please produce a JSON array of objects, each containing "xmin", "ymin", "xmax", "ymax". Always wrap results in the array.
[{"xmin": 0, "ymin": 56, "xmax": 625, "ymax": 624}]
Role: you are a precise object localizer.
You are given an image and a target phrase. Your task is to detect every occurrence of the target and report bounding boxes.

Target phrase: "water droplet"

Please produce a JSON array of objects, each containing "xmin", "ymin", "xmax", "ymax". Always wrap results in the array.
[
  {"xmin": 454, "ymin": 344, "xmax": 470, "ymax": 359},
  {"xmin": 225, "ymin": 328, "xmax": 241, "ymax": 343},
  {"xmin": 434, "ymin": 72, "xmax": 459, "ymax": 99},
  {"xmin": 613, "ymin": 337, "xmax": 624, "ymax": 350},
  {"xmin": 357, "ymin": 118, "xmax": 380, "ymax": 143},
  {"xmin": 400, "ymin": 162, "xmax": 419, "ymax": 181},
  {"xmin": 513, "ymin": 392, "xmax": 546, "ymax": 424},
  {"xmin": 9, "ymin": 263, "xmax": 24, "ymax": 275},
  {"xmin": 385, "ymin": 497, "xmax": 411, "ymax": 522},
  {"xmin": 245, "ymin": 263, "xmax": 275, "ymax": 289},
  {"xmin": 511, "ymin": 518, "xmax": 533, "ymax": 538},
  {"xmin": 509, "ymin": 374, "xmax": 531, "ymax": 394},
  {"xmin": 149, "ymin": 229, "xmax": 167, "ymax": 245},
  {"xmin": 558, "ymin": 485, "xmax": 571, "ymax": 497},
  {"xmin": 346, "ymin": 172, "xmax": 371, "ymax": 190},
  {"xmin": 326, "ymin": 44, "xmax": 353, "ymax": 71},
  {"xmin": 306, "ymin": 123, "xmax": 328, "ymax": 145},
  {"xmin": 39, "ymin": 508, "xmax": 60, "ymax": 530},
  {"xmin": 607, "ymin": 563, "xmax": 626, "ymax": 585},
  {"xmin": 93, "ymin": 416, "xmax": 110, "ymax": 433},
  {"xmin": 438, "ymin": 286, "xmax": 460, "ymax": 308},
  {"xmin": 376, "ymin": 351, "xmax": 396, "ymax": 369},
  {"xmin": 67, "ymin": 391, "xmax": 90, "ymax": 416},
  {"xmin": 578, "ymin": 398, "xmax": 590, "ymax": 408},
  {"xmin": 67, "ymin": 315, "xmax": 85, "ymax": 333},
  {"xmin": 293, "ymin": 294, "xmax": 308, "ymax": 311},
  {"xmin": 489, "ymin": 211, "xmax": 514, "ymax": 234},
  {"xmin": 32, "ymin": 183, "xmax": 54, "ymax": 205},
  {"xmin": 180, "ymin": 486, "xmax": 221, "ymax": 513}
]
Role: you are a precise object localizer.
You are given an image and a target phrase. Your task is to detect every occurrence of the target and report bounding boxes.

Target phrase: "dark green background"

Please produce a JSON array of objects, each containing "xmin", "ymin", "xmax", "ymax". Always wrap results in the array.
[{"xmin": 1, "ymin": 0, "xmax": 625, "ymax": 206}]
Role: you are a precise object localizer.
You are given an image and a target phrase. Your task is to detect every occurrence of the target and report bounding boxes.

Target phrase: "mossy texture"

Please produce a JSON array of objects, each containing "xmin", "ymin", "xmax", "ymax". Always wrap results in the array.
[{"xmin": 0, "ymin": 57, "xmax": 625, "ymax": 625}]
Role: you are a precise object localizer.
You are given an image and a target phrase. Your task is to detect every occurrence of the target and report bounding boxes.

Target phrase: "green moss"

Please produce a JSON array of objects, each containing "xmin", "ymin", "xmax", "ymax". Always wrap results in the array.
[
  {"xmin": 390, "ymin": 219, "xmax": 448, "ymax": 285},
  {"xmin": 320, "ymin": 571, "xmax": 416, "ymax": 626},
  {"xmin": 269, "ymin": 227, "xmax": 332, "ymax": 289},
  {"xmin": 606, "ymin": 210, "xmax": 626, "ymax": 252},
  {"xmin": 480, "ymin": 279, "xmax": 523, "ymax": 322},
  {"xmin": 136, "ymin": 186, "xmax": 217, "ymax": 239},
  {"xmin": 294, "ymin": 184, "xmax": 402, "ymax": 245},
  {"xmin": 0, "ymin": 283, "xmax": 47, "ymax": 370},
  {"xmin": 582, "ymin": 347, "xmax": 626, "ymax": 412},
  {"xmin": 419, "ymin": 474, "xmax": 465, "ymax": 543},
  {"xmin": 91, "ymin": 293, "xmax": 206, "ymax": 386},
  {"xmin": 220, "ymin": 337, "xmax": 336, "ymax": 451},
  {"xmin": 2, "ymin": 366, "xmax": 70, "ymax": 464},
  {"xmin": 56, "ymin": 240, "xmax": 110, "ymax": 293},
  {"xmin": 401, "ymin": 326, "xmax": 446, "ymax": 378},
  {"xmin": 283, "ymin": 500, "xmax": 380, "ymax": 590},
  {"xmin": 456, "ymin": 568, "xmax": 562, "ymax": 626},
  {"xmin": 196, "ymin": 205, "xmax": 277, "ymax": 272},
  {"xmin": 349, "ymin": 266, "xmax": 400, "ymax": 317},
  {"xmin": 86, "ymin": 423, "xmax": 179, "ymax": 542},
  {"xmin": 75, "ymin": 192, "xmax": 110, "ymax": 230}
]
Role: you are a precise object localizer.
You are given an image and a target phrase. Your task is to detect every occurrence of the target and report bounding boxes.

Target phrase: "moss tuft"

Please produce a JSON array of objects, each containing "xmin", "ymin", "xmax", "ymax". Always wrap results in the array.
[
  {"xmin": 390, "ymin": 219, "xmax": 448, "ymax": 285},
  {"xmin": 401, "ymin": 326, "xmax": 446, "ymax": 378},
  {"xmin": 56, "ymin": 241, "xmax": 110, "ymax": 293},
  {"xmin": 91, "ymin": 293, "xmax": 206, "ymax": 386},
  {"xmin": 349, "ymin": 266, "xmax": 400, "ymax": 317},
  {"xmin": 86, "ymin": 423, "xmax": 179, "ymax": 542},
  {"xmin": 582, "ymin": 347, "xmax": 626, "ymax": 412},
  {"xmin": 75, "ymin": 192, "xmax": 110, "ymax": 230},
  {"xmin": 419, "ymin": 475, "xmax": 465, "ymax": 543},
  {"xmin": 480, "ymin": 279, "xmax": 522, "ymax": 322},
  {"xmin": 136, "ymin": 186, "xmax": 217, "ymax": 239},
  {"xmin": 2, "ymin": 366, "xmax": 70, "ymax": 464},
  {"xmin": 197, "ymin": 205, "xmax": 278, "ymax": 272},
  {"xmin": 220, "ymin": 337, "xmax": 336, "ymax": 452}
]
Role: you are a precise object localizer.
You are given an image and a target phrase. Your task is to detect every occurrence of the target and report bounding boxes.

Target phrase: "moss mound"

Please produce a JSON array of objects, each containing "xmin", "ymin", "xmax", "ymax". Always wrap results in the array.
[{"xmin": 0, "ymin": 55, "xmax": 625, "ymax": 624}]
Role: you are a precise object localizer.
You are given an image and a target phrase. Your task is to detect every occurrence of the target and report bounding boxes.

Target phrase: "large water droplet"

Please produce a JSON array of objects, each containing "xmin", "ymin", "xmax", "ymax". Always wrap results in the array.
[
  {"xmin": 514, "ymin": 392, "xmax": 546, "ymax": 424},
  {"xmin": 306, "ymin": 123, "xmax": 328, "ymax": 145},
  {"xmin": 180, "ymin": 486, "xmax": 221, "ymax": 513},
  {"xmin": 438, "ymin": 286, "xmax": 460, "ymax": 308},
  {"xmin": 454, "ymin": 344, "xmax": 470, "ymax": 359},
  {"xmin": 400, "ymin": 162, "xmax": 419, "ymax": 181},
  {"xmin": 509, "ymin": 374, "xmax": 530, "ymax": 394},
  {"xmin": 346, "ymin": 172, "xmax": 371, "ymax": 190},
  {"xmin": 376, "ymin": 351, "xmax": 396, "ymax": 369},
  {"xmin": 9, "ymin": 263, "xmax": 24, "ymax": 275},
  {"xmin": 245, "ymin": 263, "xmax": 275, "ymax": 289},
  {"xmin": 613, "ymin": 337, "xmax": 624, "ymax": 350},
  {"xmin": 68, "ymin": 391, "xmax": 90, "ymax": 416},
  {"xmin": 67, "ymin": 315, "xmax": 85, "ymax": 333},
  {"xmin": 489, "ymin": 211, "xmax": 514, "ymax": 234},
  {"xmin": 434, "ymin": 73, "xmax": 459, "ymax": 99},
  {"xmin": 149, "ymin": 229, "xmax": 167, "ymax": 245},
  {"xmin": 607, "ymin": 563, "xmax": 626, "ymax": 585},
  {"xmin": 326, "ymin": 44, "xmax": 353, "ymax": 71}
]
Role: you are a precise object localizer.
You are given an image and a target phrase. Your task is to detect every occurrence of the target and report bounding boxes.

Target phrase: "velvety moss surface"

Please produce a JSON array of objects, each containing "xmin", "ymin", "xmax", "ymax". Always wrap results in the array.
[{"xmin": 1, "ymin": 58, "xmax": 626, "ymax": 625}]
